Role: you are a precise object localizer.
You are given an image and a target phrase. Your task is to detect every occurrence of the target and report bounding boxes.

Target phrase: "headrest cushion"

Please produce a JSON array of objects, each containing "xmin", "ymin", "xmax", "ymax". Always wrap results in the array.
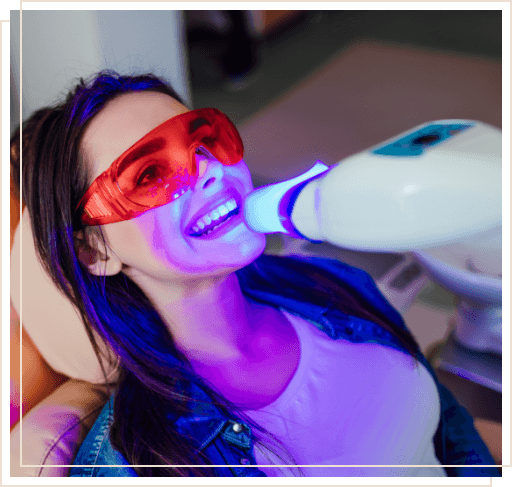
[{"xmin": 10, "ymin": 209, "xmax": 118, "ymax": 383}]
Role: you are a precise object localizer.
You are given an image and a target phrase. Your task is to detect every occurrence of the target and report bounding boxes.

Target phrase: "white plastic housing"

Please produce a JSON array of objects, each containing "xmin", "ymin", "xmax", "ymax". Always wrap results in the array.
[{"xmin": 291, "ymin": 120, "xmax": 501, "ymax": 252}]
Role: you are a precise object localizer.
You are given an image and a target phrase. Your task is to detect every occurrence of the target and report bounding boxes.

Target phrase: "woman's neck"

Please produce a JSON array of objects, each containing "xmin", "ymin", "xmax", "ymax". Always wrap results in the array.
[
  {"xmin": 134, "ymin": 271, "xmax": 260, "ymax": 364},
  {"xmin": 130, "ymin": 268, "xmax": 301, "ymax": 409}
]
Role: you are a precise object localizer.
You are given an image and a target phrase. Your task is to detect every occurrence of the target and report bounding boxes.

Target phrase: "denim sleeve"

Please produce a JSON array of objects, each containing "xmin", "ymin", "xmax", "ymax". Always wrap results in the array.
[
  {"xmin": 69, "ymin": 396, "xmax": 137, "ymax": 477},
  {"xmin": 436, "ymin": 383, "xmax": 500, "ymax": 477}
]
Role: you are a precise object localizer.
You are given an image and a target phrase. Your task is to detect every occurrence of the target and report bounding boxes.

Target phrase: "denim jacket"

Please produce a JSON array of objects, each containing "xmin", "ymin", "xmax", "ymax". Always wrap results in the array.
[{"xmin": 70, "ymin": 254, "xmax": 500, "ymax": 477}]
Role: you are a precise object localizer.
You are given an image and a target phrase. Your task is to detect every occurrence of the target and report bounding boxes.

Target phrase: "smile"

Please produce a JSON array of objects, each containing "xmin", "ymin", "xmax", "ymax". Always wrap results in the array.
[{"xmin": 188, "ymin": 198, "xmax": 240, "ymax": 238}]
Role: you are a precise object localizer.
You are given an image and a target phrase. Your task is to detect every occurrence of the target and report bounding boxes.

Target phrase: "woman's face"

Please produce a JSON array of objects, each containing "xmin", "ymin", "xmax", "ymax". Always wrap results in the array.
[{"xmin": 78, "ymin": 91, "xmax": 266, "ymax": 284}]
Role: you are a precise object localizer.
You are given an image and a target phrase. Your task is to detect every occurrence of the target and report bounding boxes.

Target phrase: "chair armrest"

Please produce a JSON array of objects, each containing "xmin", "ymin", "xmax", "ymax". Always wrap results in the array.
[
  {"xmin": 436, "ymin": 382, "xmax": 500, "ymax": 476},
  {"xmin": 10, "ymin": 302, "xmax": 68, "ymax": 430},
  {"xmin": 10, "ymin": 379, "xmax": 109, "ymax": 477},
  {"xmin": 473, "ymin": 418, "xmax": 502, "ymax": 466}
]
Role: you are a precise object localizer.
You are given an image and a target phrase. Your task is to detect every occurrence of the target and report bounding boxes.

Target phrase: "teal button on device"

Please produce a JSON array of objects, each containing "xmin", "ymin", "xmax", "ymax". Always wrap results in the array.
[{"xmin": 372, "ymin": 123, "xmax": 474, "ymax": 157}]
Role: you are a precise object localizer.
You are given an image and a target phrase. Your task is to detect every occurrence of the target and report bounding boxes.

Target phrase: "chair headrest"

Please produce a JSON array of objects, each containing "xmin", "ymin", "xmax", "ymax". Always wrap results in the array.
[{"xmin": 10, "ymin": 209, "xmax": 118, "ymax": 384}]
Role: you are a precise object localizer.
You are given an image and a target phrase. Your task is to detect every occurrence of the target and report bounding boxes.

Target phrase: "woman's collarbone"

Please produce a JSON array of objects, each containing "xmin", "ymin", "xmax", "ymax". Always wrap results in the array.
[{"xmin": 200, "ymin": 309, "xmax": 300, "ymax": 409}]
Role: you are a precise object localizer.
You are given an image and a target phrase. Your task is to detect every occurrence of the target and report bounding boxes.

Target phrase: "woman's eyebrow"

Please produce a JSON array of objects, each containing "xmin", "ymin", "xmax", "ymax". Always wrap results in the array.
[
  {"xmin": 117, "ymin": 138, "xmax": 166, "ymax": 174},
  {"xmin": 189, "ymin": 117, "xmax": 210, "ymax": 133}
]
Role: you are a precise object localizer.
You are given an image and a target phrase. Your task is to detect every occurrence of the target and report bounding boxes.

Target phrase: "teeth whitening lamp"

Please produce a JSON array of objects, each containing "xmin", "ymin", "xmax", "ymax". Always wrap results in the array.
[{"xmin": 244, "ymin": 120, "xmax": 503, "ymax": 355}]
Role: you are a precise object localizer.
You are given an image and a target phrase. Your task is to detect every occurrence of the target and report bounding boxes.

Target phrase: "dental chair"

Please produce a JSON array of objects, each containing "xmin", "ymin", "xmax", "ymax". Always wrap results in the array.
[
  {"xmin": 9, "ymin": 206, "xmax": 503, "ymax": 477},
  {"xmin": 10, "ymin": 207, "xmax": 118, "ymax": 477}
]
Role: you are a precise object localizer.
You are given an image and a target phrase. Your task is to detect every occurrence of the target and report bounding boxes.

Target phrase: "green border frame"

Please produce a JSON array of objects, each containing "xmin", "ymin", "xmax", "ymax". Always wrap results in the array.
[{"xmin": 0, "ymin": 0, "xmax": 512, "ymax": 487}]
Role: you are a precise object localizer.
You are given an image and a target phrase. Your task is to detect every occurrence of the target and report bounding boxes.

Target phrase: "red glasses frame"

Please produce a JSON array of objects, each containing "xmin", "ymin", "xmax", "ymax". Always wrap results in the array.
[{"xmin": 75, "ymin": 108, "xmax": 244, "ymax": 226}]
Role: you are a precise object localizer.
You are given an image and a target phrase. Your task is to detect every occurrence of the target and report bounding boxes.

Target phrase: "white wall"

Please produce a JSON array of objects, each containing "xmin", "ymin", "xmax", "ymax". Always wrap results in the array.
[
  {"xmin": 94, "ymin": 10, "xmax": 191, "ymax": 104},
  {"xmin": 10, "ymin": 9, "xmax": 191, "ymax": 132},
  {"xmin": 10, "ymin": 10, "xmax": 20, "ymax": 135}
]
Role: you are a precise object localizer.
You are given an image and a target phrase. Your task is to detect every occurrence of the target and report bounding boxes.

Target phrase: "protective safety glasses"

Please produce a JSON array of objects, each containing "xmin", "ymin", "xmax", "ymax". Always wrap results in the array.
[{"xmin": 75, "ymin": 108, "xmax": 244, "ymax": 226}]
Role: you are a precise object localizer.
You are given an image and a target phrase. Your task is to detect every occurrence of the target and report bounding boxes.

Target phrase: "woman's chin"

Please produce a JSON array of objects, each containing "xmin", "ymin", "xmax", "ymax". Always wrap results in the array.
[
  {"xmin": 225, "ymin": 232, "xmax": 266, "ymax": 266},
  {"xmin": 216, "ymin": 231, "xmax": 267, "ymax": 271}
]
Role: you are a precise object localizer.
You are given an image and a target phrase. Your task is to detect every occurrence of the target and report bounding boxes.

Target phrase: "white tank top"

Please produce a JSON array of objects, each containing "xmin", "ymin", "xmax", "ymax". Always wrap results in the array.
[{"xmin": 245, "ymin": 310, "xmax": 447, "ymax": 477}]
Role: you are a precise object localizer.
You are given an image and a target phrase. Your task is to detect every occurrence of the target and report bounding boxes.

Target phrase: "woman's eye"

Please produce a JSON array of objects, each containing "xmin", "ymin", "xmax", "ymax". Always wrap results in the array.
[{"xmin": 136, "ymin": 164, "xmax": 163, "ymax": 186}]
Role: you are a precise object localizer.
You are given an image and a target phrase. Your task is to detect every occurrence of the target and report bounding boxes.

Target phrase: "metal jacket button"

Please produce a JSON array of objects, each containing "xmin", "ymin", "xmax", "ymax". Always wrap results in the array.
[
  {"xmin": 233, "ymin": 422, "xmax": 243, "ymax": 433},
  {"xmin": 240, "ymin": 458, "xmax": 251, "ymax": 465}
]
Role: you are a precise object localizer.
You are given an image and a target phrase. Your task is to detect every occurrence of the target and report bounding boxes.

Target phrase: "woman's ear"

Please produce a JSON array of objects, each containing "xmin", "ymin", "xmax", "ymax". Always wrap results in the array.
[{"xmin": 74, "ymin": 229, "xmax": 123, "ymax": 276}]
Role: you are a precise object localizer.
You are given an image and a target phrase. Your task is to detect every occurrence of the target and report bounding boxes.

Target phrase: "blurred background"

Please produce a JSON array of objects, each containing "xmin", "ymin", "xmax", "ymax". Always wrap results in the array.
[{"xmin": 10, "ymin": 9, "xmax": 503, "ymax": 468}]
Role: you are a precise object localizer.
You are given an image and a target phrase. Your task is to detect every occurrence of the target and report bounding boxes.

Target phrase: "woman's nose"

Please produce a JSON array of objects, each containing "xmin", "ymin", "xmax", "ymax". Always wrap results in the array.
[
  {"xmin": 195, "ymin": 156, "xmax": 224, "ymax": 190},
  {"xmin": 197, "ymin": 158, "xmax": 209, "ymax": 179}
]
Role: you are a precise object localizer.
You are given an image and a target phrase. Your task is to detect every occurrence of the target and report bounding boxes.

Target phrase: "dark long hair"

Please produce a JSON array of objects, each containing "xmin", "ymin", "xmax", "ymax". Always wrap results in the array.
[{"xmin": 11, "ymin": 71, "xmax": 421, "ymax": 477}]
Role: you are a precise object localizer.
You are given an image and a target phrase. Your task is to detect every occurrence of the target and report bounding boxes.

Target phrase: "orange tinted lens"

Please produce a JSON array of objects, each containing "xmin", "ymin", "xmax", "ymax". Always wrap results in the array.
[
  {"xmin": 78, "ymin": 108, "xmax": 244, "ymax": 225},
  {"xmin": 193, "ymin": 110, "xmax": 244, "ymax": 165},
  {"xmin": 113, "ymin": 109, "xmax": 242, "ymax": 208},
  {"xmin": 115, "ymin": 138, "xmax": 192, "ymax": 206}
]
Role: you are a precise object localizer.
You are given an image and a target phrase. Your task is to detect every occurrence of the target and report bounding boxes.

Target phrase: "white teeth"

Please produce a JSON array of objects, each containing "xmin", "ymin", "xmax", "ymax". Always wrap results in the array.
[
  {"xmin": 190, "ymin": 197, "xmax": 239, "ymax": 235},
  {"xmin": 194, "ymin": 213, "xmax": 237, "ymax": 237}
]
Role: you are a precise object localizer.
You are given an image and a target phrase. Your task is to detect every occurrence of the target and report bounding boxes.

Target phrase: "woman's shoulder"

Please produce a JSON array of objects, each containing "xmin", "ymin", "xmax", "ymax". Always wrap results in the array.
[{"xmin": 69, "ymin": 394, "xmax": 138, "ymax": 477}]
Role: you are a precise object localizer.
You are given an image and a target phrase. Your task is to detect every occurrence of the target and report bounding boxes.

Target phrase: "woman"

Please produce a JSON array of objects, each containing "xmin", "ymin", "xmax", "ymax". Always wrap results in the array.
[{"xmin": 11, "ymin": 71, "xmax": 498, "ymax": 477}]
